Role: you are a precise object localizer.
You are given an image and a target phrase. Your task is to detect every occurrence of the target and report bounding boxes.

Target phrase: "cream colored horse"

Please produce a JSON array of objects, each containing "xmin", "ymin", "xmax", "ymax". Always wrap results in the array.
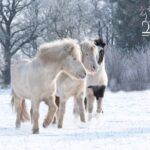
[
  {"xmin": 72, "ymin": 38, "xmax": 108, "ymax": 120},
  {"xmin": 52, "ymin": 39, "xmax": 101, "ymax": 128},
  {"xmin": 11, "ymin": 39, "xmax": 86, "ymax": 134}
]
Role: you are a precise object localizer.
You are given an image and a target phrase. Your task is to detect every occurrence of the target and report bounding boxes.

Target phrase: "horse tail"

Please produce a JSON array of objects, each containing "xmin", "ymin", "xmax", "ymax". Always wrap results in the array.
[
  {"xmin": 20, "ymin": 100, "xmax": 30, "ymax": 122},
  {"xmin": 11, "ymin": 89, "xmax": 16, "ymax": 109},
  {"xmin": 11, "ymin": 89, "xmax": 30, "ymax": 122}
]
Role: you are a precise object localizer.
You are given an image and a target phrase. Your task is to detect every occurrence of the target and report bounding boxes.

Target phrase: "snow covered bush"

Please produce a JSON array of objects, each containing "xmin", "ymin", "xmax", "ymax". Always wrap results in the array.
[{"xmin": 106, "ymin": 45, "xmax": 150, "ymax": 91}]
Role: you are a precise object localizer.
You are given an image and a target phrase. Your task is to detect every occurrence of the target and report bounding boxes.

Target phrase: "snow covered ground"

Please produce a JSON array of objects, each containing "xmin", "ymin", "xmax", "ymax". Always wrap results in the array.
[{"xmin": 0, "ymin": 89, "xmax": 150, "ymax": 150}]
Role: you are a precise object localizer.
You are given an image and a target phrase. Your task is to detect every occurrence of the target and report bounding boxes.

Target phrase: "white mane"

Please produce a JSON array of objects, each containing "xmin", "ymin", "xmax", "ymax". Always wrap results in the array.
[{"xmin": 37, "ymin": 38, "xmax": 81, "ymax": 61}]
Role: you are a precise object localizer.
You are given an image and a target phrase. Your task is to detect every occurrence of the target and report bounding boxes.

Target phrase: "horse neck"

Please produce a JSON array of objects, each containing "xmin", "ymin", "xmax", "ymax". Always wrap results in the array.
[
  {"xmin": 35, "ymin": 57, "xmax": 63, "ymax": 82},
  {"xmin": 46, "ymin": 62, "xmax": 63, "ymax": 79}
]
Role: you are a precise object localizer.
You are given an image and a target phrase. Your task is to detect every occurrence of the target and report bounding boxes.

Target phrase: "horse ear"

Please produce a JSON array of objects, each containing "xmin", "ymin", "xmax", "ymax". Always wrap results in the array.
[
  {"xmin": 102, "ymin": 42, "xmax": 106, "ymax": 48},
  {"xmin": 94, "ymin": 38, "xmax": 106, "ymax": 48}
]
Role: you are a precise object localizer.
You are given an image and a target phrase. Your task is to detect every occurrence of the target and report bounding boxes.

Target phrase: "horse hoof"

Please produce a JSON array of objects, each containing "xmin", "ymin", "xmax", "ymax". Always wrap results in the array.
[
  {"xmin": 97, "ymin": 109, "xmax": 104, "ymax": 113},
  {"xmin": 58, "ymin": 124, "xmax": 62, "ymax": 128},
  {"xmin": 16, "ymin": 122, "xmax": 21, "ymax": 128},
  {"xmin": 32, "ymin": 128, "xmax": 39, "ymax": 134},
  {"xmin": 88, "ymin": 113, "xmax": 93, "ymax": 121},
  {"xmin": 43, "ymin": 121, "xmax": 48, "ymax": 128},
  {"xmin": 43, "ymin": 122, "xmax": 46, "ymax": 128},
  {"xmin": 81, "ymin": 118, "xmax": 86, "ymax": 123}
]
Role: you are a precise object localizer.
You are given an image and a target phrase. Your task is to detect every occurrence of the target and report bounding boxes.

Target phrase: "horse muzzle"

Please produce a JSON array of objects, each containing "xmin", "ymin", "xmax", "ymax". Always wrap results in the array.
[{"xmin": 77, "ymin": 71, "xmax": 87, "ymax": 79}]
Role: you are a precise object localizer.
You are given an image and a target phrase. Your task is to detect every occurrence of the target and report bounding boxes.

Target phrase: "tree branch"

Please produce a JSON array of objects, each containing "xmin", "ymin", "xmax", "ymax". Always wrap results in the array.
[
  {"xmin": 10, "ymin": 27, "xmax": 38, "ymax": 56},
  {"xmin": 0, "ymin": 38, "xmax": 5, "ymax": 47},
  {"xmin": 11, "ymin": 24, "xmax": 35, "ymax": 38}
]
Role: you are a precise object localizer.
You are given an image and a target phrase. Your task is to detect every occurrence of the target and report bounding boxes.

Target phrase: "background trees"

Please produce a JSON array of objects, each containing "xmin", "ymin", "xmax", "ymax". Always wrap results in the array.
[
  {"xmin": 0, "ymin": 0, "xmax": 43, "ymax": 84},
  {"xmin": 113, "ymin": 0, "xmax": 150, "ymax": 51},
  {"xmin": 0, "ymin": 0, "xmax": 150, "ymax": 91}
]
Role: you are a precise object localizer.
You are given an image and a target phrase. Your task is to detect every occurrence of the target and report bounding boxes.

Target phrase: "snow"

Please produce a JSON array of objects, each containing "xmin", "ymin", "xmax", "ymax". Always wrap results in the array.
[{"xmin": 0, "ymin": 89, "xmax": 150, "ymax": 150}]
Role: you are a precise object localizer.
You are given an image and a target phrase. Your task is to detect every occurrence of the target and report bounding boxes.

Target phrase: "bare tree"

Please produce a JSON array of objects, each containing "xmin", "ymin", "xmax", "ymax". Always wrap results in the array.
[
  {"xmin": 19, "ymin": 0, "xmax": 45, "ymax": 58},
  {"xmin": 0, "ymin": 0, "xmax": 40, "ymax": 84},
  {"xmin": 43, "ymin": 0, "xmax": 92, "ymax": 41},
  {"xmin": 90, "ymin": 0, "xmax": 113, "ymax": 45},
  {"xmin": 44, "ymin": 0, "xmax": 77, "ymax": 40},
  {"xmin": 0, "ymin": 46, "xmax": 4, "ymax": 74}
]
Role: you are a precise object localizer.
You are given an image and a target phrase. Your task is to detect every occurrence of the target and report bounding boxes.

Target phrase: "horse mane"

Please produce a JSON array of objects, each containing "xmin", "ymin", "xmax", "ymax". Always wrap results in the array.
[
  {"xmin": 37, "ymin": 38, "xmax": 81, "ymax": 62},
  {"xmin": 94, "ymin": 37, "xmax": 106, "ymax": 48}
]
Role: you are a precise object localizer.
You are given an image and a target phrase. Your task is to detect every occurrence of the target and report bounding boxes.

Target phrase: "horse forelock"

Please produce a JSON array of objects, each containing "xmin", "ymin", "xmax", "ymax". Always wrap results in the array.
[
  {"xmin": 81, "ymin": 39, "xmax": 98, "ymax": 54},
  {"xmin": 94, "ymin": 38, "xmax": 106, "ymax": 48}
]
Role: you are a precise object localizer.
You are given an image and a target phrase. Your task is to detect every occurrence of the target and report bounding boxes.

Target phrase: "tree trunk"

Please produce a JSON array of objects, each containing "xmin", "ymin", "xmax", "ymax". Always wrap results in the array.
[{"xmin": 2, "ymin": 51, "xmax": 11, "ymax": 85}]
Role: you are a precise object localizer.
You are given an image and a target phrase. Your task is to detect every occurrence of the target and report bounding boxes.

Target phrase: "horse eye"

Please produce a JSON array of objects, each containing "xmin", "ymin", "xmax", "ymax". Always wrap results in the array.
[
  {"xmin": 85, "ymin": 53, "xmax": 88, "ymax": 56},
  {"xmin": 100, "ymin": 50, "xmax": 104, "ymax": 54},
  {"xmin": 91, "ymin": 46, "xmax": 96, "ymax": 51},
  {"xmin": 73, "ymin": 57, "xmax": 76, "ymax": 60}
]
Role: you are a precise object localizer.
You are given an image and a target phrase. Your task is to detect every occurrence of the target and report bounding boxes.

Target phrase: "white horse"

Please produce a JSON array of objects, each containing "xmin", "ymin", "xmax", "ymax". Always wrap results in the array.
[
  {"xmin": 52, "ymin": 39, "xmax": 102, "ymax": 128},
  {"xmin": 11, "ymin": 38, "xmax": 86, "ymax": 134}
]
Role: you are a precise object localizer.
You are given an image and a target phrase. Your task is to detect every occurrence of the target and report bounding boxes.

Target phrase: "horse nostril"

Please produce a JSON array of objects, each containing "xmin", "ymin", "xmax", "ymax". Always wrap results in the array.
[{"xmin": 93, "ymin": 66, "xmax": 96, "ymax": 70}]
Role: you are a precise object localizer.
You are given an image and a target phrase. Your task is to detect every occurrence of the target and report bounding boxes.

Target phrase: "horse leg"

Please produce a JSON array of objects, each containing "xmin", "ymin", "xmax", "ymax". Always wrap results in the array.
[
  {"xmin": 97, "ymin": 97, "xmax": 104, "ymax": 113},
  {"xmin": 96, "ymin": 85, "xmax": 106, "ymax": 113},
  {"xmin": 31, "ymin": 101, "xmax": 40, "ymax": 134},
  {"xmin": 52, "ymin": 96, "xmax": 60, "ymax": 124},
  {"xmin": 58, "ymin": 99, "xmax": 67, "ymax": 128},
  {"xmin": 86, "ymin": 94, "xmax": 95, "ymax": 121},
  {"xmin": 73, "ymin": 98, "xmax": 79, "ymax": 116},
  {"xmin": 75, "ymin": 93, "xmax": 86, "ymax": 122},
  {"xmin": 43, "ymin": 95, "xmax": 58, "ymax": 128},
  {"xmin": 14, "ymin": 98, "xmax": 22, "ymax": 128}
]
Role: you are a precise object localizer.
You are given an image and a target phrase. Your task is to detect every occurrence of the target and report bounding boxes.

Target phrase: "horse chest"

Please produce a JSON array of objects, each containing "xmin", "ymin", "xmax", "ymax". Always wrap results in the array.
[
  {"xmin": 86, "ymin": 68, "xmax": 107, "ymax": 86},
  {"xmin": 86, "ymin": 73, "xmax": 100, "ymax": 86}
]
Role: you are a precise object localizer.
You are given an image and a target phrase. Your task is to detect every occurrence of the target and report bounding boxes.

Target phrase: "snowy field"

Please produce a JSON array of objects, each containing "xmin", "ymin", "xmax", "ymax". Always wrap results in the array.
[{"xmin": 0, "ymin": 89, "xmax": 150, "ymax": 150}]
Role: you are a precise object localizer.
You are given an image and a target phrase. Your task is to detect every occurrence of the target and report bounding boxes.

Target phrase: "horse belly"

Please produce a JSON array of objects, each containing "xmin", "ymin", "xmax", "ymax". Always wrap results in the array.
[{"xmin": 56, "ymin": 74, "xmax": 81, "ymax": 98}]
